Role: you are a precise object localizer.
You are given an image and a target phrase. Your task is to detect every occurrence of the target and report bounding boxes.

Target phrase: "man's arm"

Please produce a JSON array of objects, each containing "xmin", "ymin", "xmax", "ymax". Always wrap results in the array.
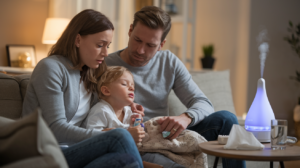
[
  {"xmin": 171, "ymin": 53, "xmax": 215, "ymax": 127},
  {"xmin": 158, "ymin": 52, "xmax": 215, "ymax": 140}
]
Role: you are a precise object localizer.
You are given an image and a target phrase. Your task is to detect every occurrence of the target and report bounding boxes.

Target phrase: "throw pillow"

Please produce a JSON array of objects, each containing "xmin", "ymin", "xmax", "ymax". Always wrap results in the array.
[{"xmin": 0, "ymin": 108, "xmax": 68, "ymax": 168}]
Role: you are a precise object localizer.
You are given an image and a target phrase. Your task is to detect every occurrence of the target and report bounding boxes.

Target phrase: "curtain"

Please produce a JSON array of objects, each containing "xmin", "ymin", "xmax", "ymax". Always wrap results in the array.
[{"xmin": 48, "ymin": 0, "xmax": 134, "ymax": 53}]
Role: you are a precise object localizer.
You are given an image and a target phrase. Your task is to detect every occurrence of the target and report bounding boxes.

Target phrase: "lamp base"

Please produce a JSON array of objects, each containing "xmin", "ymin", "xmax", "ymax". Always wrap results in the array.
[{"xmin": 247, "ymin": 130, "xmax": 270, "ymax": 142}]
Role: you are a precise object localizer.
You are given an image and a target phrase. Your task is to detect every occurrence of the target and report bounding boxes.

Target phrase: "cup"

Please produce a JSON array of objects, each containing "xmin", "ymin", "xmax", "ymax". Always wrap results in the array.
[{"xmin": 271, "ymin": 119, "xmax": 298, "ymax": 150}]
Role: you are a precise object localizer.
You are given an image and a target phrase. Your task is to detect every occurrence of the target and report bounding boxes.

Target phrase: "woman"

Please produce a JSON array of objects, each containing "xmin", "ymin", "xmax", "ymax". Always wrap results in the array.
[{"xmin": 22, "ymin": 9, "xmax": 143, "ymax": 168}]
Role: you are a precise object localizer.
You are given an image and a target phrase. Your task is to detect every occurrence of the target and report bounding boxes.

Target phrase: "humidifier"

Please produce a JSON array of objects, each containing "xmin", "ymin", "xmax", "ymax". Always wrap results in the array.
[
  {"xmin": 244, "ymin": 41, "xmax": 275, "ymax": 142},
  {"xmin": 244, "ymin": 78, "xmax": 275, "ymax": 142}
]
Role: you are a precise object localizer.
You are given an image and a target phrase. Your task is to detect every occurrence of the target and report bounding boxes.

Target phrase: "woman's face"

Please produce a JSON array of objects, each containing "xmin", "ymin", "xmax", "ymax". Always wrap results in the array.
[{"xmin": 76, "ymin": 29, "xmax": 113, "ymax": 69}]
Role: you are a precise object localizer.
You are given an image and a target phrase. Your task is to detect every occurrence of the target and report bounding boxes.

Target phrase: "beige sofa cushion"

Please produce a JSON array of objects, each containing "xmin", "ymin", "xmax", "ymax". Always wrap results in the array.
[
  {"xmin": 15, "ymin": 74, "xmax": 31, "ymax": 100},
  {"xmin": 168, "ymin": 70, "xmax": 236, "ymax": 116},
  {"xmin": 0, "ymin": 108, "xmax": 68, "ymax": 168}
]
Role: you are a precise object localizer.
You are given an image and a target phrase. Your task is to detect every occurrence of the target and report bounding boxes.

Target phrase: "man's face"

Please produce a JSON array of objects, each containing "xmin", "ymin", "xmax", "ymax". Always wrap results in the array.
[{"xmin": 126, "ymin": 22, "xmax": 166, "ymax": 67}]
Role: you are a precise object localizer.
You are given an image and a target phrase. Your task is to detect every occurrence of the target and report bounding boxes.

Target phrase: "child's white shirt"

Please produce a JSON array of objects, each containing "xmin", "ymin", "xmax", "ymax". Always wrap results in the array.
[{"xmin": 84, "ymin": 99, "xmax": 133, "ymax": 131}]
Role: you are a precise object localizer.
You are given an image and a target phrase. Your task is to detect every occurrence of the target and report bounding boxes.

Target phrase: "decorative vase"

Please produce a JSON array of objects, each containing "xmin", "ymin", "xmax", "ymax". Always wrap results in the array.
[
  {"xmin": 18, "ymin": 52, "xmax": 32, "ymax": 68},
  {"xmin": 294, "ymin": 97, "xmax": 300, "ymax": 139},
  {"xmin": 201, "ymin": 57, "xmax": 215, "ymax": 69}
]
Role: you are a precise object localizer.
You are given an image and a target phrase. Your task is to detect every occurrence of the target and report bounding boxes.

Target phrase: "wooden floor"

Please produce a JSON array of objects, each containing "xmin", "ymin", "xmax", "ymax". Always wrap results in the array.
[{"xmin": 284, "ymin": 141, "xmax": 300, "ymax": 168}]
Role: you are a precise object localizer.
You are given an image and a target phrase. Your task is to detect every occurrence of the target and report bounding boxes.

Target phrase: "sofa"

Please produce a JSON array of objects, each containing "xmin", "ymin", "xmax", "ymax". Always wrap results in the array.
[{"xmin": 0, "ymin": 70, "xmax": 279, "ymax": 168}]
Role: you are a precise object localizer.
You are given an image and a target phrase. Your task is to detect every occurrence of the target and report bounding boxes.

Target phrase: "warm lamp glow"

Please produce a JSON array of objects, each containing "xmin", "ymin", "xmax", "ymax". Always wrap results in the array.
[{"xmin": 42, "ymin": 18, "xmax": 70, "ymax": 44}]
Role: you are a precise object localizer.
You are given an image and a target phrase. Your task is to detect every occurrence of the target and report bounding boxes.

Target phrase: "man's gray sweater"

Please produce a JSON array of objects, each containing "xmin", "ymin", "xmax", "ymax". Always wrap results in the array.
[{"xmin": 106, "ymin": 50, "xmax": 214, "ymax": 126}]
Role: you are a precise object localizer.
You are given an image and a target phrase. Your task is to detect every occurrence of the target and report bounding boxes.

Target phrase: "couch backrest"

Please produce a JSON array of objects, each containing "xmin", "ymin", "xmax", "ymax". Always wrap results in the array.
[
  {"xmin": 0, "ymin": 70, "xmax": 236, "ymax": 119},
  {"xmin": 168, "ymin": 70, "xmax": 236, "ymax": 116},
  {"xmin": 0, "ymin": 73, "xmax": 31, "ymax": 119}
]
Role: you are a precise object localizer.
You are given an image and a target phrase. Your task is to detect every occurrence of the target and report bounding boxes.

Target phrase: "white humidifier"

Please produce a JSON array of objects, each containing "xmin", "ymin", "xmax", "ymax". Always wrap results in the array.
[
  {"xmin": 244, "ymin": 41, "xmax": 275, "ymax": 142},
  {"xmin": 245, "ymin": 78, "xmax": 275, "ymax": 142}
]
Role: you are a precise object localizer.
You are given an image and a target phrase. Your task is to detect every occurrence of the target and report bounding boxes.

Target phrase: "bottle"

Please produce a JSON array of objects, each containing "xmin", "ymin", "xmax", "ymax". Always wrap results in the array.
[
  {"xmin": 293, "ymin": 97, "xmax": 300, "ymax": 139},
  {"xmin": 130, "ymin": 113, "xmax": 143, "ymax": 147},
  {"xmin": 131, "ymin": 113, "xmax": 142, "ymax": 127}
]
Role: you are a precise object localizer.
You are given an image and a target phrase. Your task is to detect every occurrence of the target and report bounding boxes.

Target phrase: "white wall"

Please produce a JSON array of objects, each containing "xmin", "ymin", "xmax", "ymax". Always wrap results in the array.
[{"xmin": 248, "ymin": 0, "xmax": 300, "ymax": 135}]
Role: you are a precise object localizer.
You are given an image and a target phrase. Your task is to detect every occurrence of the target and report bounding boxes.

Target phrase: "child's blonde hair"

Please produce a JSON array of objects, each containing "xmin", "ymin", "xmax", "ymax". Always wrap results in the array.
[{"xmin": 97, "ymin": 66, "xmax": 133, "ymax": 99}]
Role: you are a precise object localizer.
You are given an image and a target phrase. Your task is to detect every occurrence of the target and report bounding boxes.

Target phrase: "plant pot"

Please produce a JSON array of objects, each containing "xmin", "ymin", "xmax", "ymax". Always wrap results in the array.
[
  {"xmin": 201, "ymin": 57, "xmax": 215, "ymax": 69},
  {"xmin": 294, "ymin": 97, "xmax": 300, "ymax": 139}
]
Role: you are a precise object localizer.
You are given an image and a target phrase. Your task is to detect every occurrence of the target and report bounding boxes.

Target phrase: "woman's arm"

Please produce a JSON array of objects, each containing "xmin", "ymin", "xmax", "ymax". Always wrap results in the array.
[{"xmin": 22, "ymin": 57, "xmax": 102, "ymax": 144}]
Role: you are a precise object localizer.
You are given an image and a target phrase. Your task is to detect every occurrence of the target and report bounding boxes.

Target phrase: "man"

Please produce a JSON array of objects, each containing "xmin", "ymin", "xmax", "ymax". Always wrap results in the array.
[{"xmin": 105, "ymin": 6, "xmax": 245, "ymax": 168}]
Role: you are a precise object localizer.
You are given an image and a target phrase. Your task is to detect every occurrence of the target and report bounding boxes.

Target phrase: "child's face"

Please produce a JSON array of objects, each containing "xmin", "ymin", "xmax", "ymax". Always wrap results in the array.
[{"xmin": 108, "ymin": 71, "xmax": 135, "ymax": 105}]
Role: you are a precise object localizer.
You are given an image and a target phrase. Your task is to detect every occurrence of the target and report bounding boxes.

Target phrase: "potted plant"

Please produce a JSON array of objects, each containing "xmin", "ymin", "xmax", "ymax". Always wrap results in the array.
[
  {"xmin": 284, "ymin": 21, "xmax": 300, "ymax": 139},
  {"xmin": 201, "ymin": 44, "xmax": 215, "ymax": 69}
]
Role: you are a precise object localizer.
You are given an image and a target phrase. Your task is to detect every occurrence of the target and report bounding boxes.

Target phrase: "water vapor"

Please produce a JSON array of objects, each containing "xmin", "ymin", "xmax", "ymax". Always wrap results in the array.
[{"xmin": 256, "ymin": 29, "xmax": 269, "ymax": 78}]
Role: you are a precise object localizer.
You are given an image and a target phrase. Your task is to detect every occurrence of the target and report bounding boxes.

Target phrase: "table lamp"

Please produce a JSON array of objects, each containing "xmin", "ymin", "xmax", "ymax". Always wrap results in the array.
[
  {"xmin": 42, "ymin": 18, "xmax": 70, "ymax": 44},
  {"xmin": 244, "ymin": 42, "xmax": 275, "ymax": 142}
]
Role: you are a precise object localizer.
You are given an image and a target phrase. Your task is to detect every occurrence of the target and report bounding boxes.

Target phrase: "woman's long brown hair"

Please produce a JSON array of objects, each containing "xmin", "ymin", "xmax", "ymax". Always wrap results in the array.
[{"xmin": 48, "ymin": 9, "xmax": 114, "ymax": 93}]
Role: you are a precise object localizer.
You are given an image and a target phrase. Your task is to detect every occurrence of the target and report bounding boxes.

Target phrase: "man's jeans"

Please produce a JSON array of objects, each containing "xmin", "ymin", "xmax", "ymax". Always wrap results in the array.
[
  {"xmin": 189, "ymin": 110, "xmax": 246, "ymax": 168},
  {"xmin": 62, "ymin": 128, "xmax": 143, "ymax": 168},
  {"xmin": 142, "ymin": 111, "xmax": 246, "ymax": 168}
]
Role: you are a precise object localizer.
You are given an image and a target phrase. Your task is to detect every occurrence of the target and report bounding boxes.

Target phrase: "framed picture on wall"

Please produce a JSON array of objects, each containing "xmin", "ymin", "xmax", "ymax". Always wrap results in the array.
[{"xmin": 6, "ymin": 44, "xmax": 36, "ymax": 68}]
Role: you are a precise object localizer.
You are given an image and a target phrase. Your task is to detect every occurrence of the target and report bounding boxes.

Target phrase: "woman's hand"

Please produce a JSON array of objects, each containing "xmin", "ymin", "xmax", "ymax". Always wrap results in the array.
[
  {"xmin": 130, "ymin": 103, "xmax": 145, "ymax": 117},
  {"xmin": 127, "ymin": 125, "xmax": 145, "ymax": 144}
]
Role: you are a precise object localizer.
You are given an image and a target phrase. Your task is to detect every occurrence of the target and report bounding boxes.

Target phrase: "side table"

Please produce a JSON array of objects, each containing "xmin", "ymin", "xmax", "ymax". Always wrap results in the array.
[{"xmin": 199, "ymin": 141, "xmax": 300, "ymax": 168}]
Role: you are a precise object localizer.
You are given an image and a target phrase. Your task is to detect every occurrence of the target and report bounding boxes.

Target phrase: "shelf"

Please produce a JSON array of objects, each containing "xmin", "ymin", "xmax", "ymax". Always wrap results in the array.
[{"xmin": 0, "ymin": 66, "xmax": 34, "ymax": 74}]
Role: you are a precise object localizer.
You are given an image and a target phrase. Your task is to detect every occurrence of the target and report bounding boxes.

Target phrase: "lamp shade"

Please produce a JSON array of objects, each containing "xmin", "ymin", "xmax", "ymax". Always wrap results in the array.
[{"xmin": 42, "ymin": 18, "xmax": 70, "ymax": 44}]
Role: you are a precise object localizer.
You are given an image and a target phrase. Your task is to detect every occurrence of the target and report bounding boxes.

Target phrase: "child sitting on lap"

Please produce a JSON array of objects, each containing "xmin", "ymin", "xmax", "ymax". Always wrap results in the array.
[
  {"xmin": 84, "ymin": 66, "xmax": 206, "ymax": 168},
  {"xmin": 84, "ymin": 66, "xmax": 145, "ymax": 144}
]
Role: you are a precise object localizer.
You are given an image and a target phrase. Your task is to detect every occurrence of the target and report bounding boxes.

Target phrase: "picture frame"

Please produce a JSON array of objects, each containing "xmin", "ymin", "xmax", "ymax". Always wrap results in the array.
[{"xmin": 6, "ymin": 44, "xmax": 36, "ymax": 68}]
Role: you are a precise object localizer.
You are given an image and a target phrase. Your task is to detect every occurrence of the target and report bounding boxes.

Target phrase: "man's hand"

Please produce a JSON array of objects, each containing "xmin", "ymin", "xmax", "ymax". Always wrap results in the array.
[
  {"xmin": 156, "ymin": 113, "xmax": 192, "ymax": 140},
  {"xmin": 127, "ymin": 125, "xmax": 145, "ymax": 144},
  {"xmin": 130, "ymin": 103, "xmax": 145, "ymax": 117}
]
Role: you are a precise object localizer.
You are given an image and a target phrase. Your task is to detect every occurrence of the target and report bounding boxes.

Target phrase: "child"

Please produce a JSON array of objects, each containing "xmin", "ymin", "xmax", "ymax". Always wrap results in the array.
[
  {"xmin": 84, "ymin": 66, "xmax": 145, "ymax": 144},
  {"xmin": 85, "ymin": 66, "xmax": 204, "ymax": 168}
]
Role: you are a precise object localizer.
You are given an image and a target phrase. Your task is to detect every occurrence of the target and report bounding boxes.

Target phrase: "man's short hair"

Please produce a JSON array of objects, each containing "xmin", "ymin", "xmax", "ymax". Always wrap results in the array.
[{"xmin": 133, "ymin": 6, "xmax": 171, "ymax": 42}]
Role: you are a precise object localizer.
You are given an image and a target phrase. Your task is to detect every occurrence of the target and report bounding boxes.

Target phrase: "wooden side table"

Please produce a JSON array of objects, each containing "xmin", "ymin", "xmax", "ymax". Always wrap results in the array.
[{"xmin": 199, "ymin": 141, "xmax": 300, "ymax": 168}]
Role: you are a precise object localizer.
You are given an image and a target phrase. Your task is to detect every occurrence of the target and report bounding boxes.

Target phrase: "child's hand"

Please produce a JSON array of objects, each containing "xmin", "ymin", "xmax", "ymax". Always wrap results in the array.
[
  {"xmin": 127, "ymin": 125, "xmax": 145, "ymax": 144},
  {"xmin": 130, "ymin": 113, "xmax": 143, "ymax": 126},
  {"xmin": 102, "ymin": 127, "xmax": 115, "ymax": 131}
]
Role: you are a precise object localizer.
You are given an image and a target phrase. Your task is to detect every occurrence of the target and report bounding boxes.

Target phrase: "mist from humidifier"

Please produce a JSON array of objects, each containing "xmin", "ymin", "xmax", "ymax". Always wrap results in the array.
[
  {"xmin": 256, "ymin": 29, "xmax": 269, "ymax": 78},
  {"xmin": 259, "ymin": 42, "xmax": 269, "ymax": 78}
]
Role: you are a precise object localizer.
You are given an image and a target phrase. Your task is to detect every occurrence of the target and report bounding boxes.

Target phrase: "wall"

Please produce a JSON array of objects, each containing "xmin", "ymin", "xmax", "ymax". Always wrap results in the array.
[
  {"xmin": 0, "ymin": 0, "xmax": 49, "ymax": 66},
  {"xmin": 194, "ymin": 0, "xmax": 250, "ymax": 117},
  {"xmin": 48, "ymin": 0, "xmax": 134, "ymax": 54},
  {"xmin": 248, "ymin": 0, "xmax": 300, "ymax": 135}
]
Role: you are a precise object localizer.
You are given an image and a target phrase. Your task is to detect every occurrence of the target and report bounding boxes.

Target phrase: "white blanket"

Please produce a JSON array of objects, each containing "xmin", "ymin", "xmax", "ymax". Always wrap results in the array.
[{"xmin": 139, "ymin": 117, "xmax": 208, "ymax": 168}]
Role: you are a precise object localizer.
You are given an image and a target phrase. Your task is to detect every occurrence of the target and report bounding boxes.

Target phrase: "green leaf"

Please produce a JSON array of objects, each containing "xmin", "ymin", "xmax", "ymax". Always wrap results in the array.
[
  {"xmin": 202, "ymin": 44, "xmax": 214, "ymax": 57},
  {"xmin": 289, "ymin": 21, "xmax": 293, "ymax": 27}
]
